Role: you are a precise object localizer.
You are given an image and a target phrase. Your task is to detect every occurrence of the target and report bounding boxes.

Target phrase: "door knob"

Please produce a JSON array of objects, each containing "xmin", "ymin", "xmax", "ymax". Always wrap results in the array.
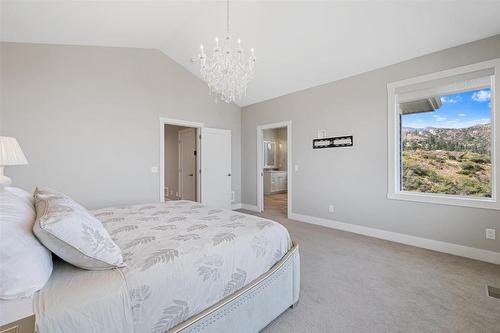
[
  {"xmin": 189, "ymin": 174, "xmax": 194, "ymax": 176},
  {"xmin": 228, "ymin": 173, "xmax": 231, "ymax": 176}
]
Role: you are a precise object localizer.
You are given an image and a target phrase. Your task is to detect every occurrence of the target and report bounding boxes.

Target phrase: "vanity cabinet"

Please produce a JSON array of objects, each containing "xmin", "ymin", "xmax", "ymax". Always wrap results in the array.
[
  {"xmin": 264, "ymin": 171, "xmax": 287, "ymax": 194},
  {"xmin": 0, "ymin": 315, "xmax": 35, "ymax": 333}
]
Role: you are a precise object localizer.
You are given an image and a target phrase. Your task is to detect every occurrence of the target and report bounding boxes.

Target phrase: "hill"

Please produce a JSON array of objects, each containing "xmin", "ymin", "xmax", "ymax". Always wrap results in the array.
[
  {"xmin": 402, "ymin": 123, "xmax": 491, "ymax": 154},
  {"xmin": 401, "ymin": 123, "xmax": 491, "ymax": 197}
]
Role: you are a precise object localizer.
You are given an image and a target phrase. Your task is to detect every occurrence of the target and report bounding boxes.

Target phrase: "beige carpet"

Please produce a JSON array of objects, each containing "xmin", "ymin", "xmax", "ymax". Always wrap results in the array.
[{"xmin": 239, "ymin": 208, "xmax": 500, "ymax": 333}]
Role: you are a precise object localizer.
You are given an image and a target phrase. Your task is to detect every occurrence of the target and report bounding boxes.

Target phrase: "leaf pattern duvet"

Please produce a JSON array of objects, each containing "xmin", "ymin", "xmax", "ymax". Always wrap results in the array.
[{"xmin": 34, "ymin": 200, "xmax": 292, "ymax": 333}]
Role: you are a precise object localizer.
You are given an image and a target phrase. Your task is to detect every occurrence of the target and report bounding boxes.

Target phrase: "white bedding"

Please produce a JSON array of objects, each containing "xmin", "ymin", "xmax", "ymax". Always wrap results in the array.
[{"xmin": 34, "ymin": 201, "xmax": 292, "ymax": 333}]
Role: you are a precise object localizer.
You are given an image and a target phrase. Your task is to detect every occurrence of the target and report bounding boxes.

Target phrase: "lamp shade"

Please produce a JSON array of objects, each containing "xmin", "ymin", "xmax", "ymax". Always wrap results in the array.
[{"xmin": 0, "ymin": 136, "xmax": 28, "ymax": 166}]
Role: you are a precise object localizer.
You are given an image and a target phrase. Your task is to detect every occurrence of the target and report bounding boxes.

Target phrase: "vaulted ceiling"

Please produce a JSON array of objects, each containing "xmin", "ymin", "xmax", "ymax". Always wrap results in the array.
[{"xmin": 2, "ymin": 1, "xmax": 500, "ymax": 106}]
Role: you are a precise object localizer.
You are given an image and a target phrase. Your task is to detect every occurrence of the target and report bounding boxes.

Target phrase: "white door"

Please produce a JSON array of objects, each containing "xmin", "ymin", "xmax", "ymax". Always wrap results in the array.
[
  {"xmin": 201, "ymin": 128, "xmax": 231, "ymax": 209},
  {"xmin": 178, "ymin": 128, "xmax": 197, "ymax": 201}
]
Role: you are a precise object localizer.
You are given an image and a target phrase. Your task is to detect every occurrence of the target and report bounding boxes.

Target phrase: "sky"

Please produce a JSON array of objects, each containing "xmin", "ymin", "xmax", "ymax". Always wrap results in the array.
[{"xmin": 402, "ymin": 88, "xmax": 491, "ymax": 129}]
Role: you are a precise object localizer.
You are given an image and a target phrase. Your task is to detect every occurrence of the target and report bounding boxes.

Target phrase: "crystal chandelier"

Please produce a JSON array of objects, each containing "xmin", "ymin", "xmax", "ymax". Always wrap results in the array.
[{"xmin": 193, "ymin": 0, "xmax": 256, "ymax": 103}]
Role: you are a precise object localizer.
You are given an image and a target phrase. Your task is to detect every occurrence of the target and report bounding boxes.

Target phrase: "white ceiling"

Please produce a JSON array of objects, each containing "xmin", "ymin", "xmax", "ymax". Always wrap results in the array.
[{"xmin": 2, "ymin": 1, "xmax": 500, "ymax": 107}]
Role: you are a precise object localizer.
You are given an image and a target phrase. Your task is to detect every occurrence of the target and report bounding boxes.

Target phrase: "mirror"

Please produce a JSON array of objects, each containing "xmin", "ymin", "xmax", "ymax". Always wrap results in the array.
[{"xmin": 263, "ymin": 141, "xmax": 276, "ymax": 168}]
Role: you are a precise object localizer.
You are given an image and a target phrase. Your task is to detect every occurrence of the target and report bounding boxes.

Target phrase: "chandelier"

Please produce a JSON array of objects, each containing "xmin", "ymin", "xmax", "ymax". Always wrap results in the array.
[{"xmin": 193, "ymin": 0, "xmax": 256, "ymax": 103}]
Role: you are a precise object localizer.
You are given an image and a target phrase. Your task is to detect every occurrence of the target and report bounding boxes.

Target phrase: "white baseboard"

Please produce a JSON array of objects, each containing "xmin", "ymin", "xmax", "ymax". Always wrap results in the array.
[
  {"xmin": 231, "ymin": 203, "xmax": 242, "ymax": 210},
  {"xmin": 289, "ymin": 213, "xmax": 500, "ymax": 265},
  {"xmin": 240, "ymin": 204, "xmax": 260, "ymax": 212}
]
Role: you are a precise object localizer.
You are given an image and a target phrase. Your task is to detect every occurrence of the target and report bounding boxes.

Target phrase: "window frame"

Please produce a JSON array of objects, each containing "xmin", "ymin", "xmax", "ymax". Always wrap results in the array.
[{"xmin": 387, "ymin": 58, "xmax": 500, "ymax": 210}]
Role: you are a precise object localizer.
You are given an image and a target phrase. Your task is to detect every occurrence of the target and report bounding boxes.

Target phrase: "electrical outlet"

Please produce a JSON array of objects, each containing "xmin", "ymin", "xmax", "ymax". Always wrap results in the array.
[
  {"xmin": 328, "ymin": 204, "xmax": 335, "ymax": 213},
  {"xmin": 151, "ymin": 166, "xmax": 159, "ymax": 173},
  {"xmin": 486, "ymin": 228, "xmax": 496, "ymax": 240}
]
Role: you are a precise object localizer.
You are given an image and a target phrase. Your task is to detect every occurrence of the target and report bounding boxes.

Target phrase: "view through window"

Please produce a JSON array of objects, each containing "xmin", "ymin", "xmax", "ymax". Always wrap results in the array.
[{"xmin": 401, "ymin": 88, "xmax": 492, "ymax": 198}]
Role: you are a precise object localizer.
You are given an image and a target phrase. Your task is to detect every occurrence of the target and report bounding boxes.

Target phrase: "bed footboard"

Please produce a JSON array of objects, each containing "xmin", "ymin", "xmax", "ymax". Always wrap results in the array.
[{"xmin": 168, "ymin": 241, "xmax": 300, "ymax": 333}]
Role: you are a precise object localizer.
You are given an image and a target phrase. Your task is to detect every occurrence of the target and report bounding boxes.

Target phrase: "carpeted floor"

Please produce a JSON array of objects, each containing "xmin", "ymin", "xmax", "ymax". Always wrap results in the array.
[{"xmin": 239, "ymin": 207, "xmax": 500, "ymax": 333}]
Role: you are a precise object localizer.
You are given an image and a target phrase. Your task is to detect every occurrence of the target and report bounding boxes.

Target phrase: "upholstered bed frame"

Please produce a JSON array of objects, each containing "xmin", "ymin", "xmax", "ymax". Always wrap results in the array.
[{"xmin": 168, "ymin": 241, "xmax": 300, "ymax": 333}]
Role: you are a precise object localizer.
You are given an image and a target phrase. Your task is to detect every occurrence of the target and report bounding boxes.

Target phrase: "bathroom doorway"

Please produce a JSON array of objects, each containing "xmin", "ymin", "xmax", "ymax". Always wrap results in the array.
[{"xmin": 256, "ymin": 121, "xmax": 292, "ymax": 218}]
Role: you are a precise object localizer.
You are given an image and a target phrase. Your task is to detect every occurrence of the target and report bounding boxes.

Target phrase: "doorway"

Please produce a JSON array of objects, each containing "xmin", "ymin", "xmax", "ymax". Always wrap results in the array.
[
  {"xmin": 159, "ymin": 117, "xmax": 233, "ymax": 209},
  {"xmin": 257, "ymin": 121, "xmax": 292, "ymax": 218},
  {"xmin": 164, "ymin": 125, "xmax": 198, "ymax": 201}
]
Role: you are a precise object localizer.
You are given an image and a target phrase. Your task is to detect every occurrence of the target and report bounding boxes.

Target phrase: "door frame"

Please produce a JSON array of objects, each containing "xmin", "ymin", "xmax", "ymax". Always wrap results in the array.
[
  {"xmin": 178, "ymin": 128, "xmax": 197, "ymax": 200},
  {"xmin": 256, "ymin": 121, "xmax": 292, "ymax": 216},
  {"xmin": 159, "ymin": 117, "xmax": 203, "ymax": 203}
]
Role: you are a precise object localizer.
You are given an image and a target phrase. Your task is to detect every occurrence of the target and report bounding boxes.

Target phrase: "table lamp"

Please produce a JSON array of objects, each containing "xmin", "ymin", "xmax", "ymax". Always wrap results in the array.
[{"xmin": 0, "ymin": 136, "xmax": 28, "ymax": 187}]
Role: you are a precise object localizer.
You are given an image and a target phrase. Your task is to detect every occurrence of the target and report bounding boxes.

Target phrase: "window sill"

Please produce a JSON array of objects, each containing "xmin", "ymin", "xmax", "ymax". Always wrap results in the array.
[{"xmin": 387, "ymin": 191, "xmax": 500, "ymax": 210}]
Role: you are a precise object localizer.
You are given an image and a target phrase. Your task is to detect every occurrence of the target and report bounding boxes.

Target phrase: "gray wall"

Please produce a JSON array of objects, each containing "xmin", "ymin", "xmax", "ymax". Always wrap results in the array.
[
  {"xmin": 0, "ymin": 42, "xmax": 241, "ymax": 208},
  {"xmin": 242, "ymin": 34, "xmax": 500, "ymax": 252}
]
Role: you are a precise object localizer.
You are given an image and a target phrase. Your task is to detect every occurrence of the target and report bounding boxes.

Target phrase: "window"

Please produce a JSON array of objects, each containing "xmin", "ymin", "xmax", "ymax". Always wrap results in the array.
[
  {"xmin": 402, "ymin": 88, "xmax": 492, "ymax": 197},
  {"xmin": 387, "ymin": 59, "xmax": 500, "ymax": 210}
]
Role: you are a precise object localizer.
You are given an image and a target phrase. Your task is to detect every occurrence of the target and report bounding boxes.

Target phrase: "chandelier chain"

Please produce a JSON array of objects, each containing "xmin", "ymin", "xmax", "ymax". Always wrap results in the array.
[{"xmin": 226, "ymin": 0, "xmax": 229, "ymax": 35}]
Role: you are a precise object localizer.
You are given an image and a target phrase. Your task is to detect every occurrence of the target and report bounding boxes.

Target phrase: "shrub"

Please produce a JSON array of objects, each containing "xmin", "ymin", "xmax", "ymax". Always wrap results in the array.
[
  {"xmin": 459, "ymin": 161, "xmax": 483, "ymax": 175},
  {"xmin": 457, "ymin": 176, "xmax": 491, "ymax": 197},
  {"xmin": 402, "ymin": 149, "xmax": 491, "ymax": 197},
  {"xmin": 469, "ymin": 155, "xmax": 490, "ymax": 164},
  {"xmin": 406, "ymin": 163, "xmax": 431, "ymax": 177}
]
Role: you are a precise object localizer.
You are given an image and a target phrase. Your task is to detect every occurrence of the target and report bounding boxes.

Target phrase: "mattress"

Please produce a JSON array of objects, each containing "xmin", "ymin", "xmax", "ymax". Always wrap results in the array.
[{"xmin": 34, "ymin": 201, "xmax": 292, "ymax": 333}]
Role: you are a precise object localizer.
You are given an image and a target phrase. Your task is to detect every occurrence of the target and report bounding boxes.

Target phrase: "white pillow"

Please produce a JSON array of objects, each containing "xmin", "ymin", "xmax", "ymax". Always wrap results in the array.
[
  {"xmin": 0, "ymin": 188, "xmax": 53, "ymax": 300},
  {"xmin": 5, "ymin": 187, "xmax": 34, "ymax": 205},
  {"xmin": 33, "ymin": 187, "xmax": 125, "ymax": 270}
]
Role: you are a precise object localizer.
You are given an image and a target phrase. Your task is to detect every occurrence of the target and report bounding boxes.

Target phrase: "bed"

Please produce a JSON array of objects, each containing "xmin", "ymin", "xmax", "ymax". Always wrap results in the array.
[{"xmin": 34, "ymin": 200, "xmax": 300, "ymax": 333}]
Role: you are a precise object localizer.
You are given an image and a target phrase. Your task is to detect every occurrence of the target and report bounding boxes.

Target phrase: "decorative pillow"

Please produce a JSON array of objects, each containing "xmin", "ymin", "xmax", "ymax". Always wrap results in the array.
[
  {"xmin": 0, "ymin": 188, "xmax": 53, "ymax": 300},
  {"xmin": 33, "ymin": 187, "xmax": 125, "ymax": 270}
]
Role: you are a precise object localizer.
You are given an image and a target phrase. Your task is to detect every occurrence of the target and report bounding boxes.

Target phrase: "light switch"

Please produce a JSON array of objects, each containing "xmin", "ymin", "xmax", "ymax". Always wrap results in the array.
[
  {"xmin": 486, "ymin": 228, "xmax": 496, "ymax": 240},
  {"xmin": 317, "ymin": 129, "xmax": 327, "ymax": 139},
  {"xmin": 151, "ymin": 166, "xmax": 159, "ymax": 173},
  {"xmin": 329, "ymin": 205, "xmax": 335, "ymax": 213},
  {"xmin": 295, "ymin": 164, "xmax": 299, "ymax": 171}
]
